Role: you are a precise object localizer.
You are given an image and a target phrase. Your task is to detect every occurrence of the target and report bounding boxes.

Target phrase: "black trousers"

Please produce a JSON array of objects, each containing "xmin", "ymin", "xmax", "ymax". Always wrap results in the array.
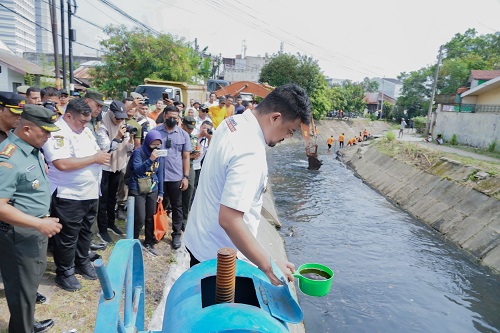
[
  {"xmin": 51, "ymin": 194, "xmax": 97, "ymax": 276},
  {"xmin": 130, "ymin": 189, "xmax": 158, "ymax": 245},
  {"xmin": 181, "ymin": 167, "xmax": 195, "ymax": 229},
  {"xmin": 163, "ymin": 181, "xmax": 183, "ymax": 236},
  {"xmin": 190, "ymin": 169, "xmax": 202, "ymax": 209},
  {"xmin": 0, "ymin": 226, "xmax": 47, "ymax": 333},
  {"xmin": 98, "ymin": 170, "xmax": 121, "ymax": 232}
]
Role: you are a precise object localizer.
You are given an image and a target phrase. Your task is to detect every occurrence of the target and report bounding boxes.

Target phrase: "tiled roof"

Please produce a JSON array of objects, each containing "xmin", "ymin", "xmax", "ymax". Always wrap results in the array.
[
  {"xmin": 469, "ymin": 70, "xmax": 500, "ymax": 80},
  {"xmin": 0, "ymin": 49, "xmax": 49, "ymax": 76}
]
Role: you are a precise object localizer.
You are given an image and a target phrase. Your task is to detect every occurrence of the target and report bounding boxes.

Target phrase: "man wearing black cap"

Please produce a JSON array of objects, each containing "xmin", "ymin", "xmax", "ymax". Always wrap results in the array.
[
  {"xmin": 84, "ymin": 90, "xmax": 105, "ymax": 138},
  {"xmin": 0, "ymin": 104, "xmax": 63, "ymax": 333},
  {"xmin": 0, "ymin": 91, "xmax": 25, "ymax": 143},
  {"xmin": 181, "ymin": 116, "xmax": 199, "ymax": 230},
  {"xmin": 59, "ymin": 89, "xmax": 69, "ymax": 112}
]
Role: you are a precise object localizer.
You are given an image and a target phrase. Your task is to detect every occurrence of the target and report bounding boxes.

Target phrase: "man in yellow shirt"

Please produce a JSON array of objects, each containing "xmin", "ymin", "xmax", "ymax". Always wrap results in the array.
[
  {"xmin": 224, "ymin": 96, "xmax": 235, "ymax": 117},
  {"xmin": 209, "ymin": 98, "xmax": 227, "ymax": 129}
]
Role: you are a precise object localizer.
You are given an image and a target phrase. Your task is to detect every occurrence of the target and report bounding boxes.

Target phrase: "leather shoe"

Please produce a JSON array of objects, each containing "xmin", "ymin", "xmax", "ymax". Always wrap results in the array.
[
  {"xmin": 89, "ymin": 251, "xmax": 101, "ymax": 262},
  {"xmin": 75, "ymin": 264, "xmax": 98, "ymax": 280},
  {"xmin": 34, "ymin": 319, "xmax": 54, "ymax": 333},
  {"xmin": 107, "ymin": 224, "xmax": 124, "ymax": 236},
  {"xmin": 98, "ymin": 230, "xmax": 112, "ymax": 243},
  {"xmin": 36, "ymin": 292, "xmax": 46, "ymax": 304},
  {"xmin": 172, "ymin": 234, "xmax": 181, "ymax": 249},
  {"xmin": 90, "ymin": 242, "xmax": 107, "ymax": 251},
  {"xmin": 55, "ymin": 274, "xmax": 81, "ymax": 292}
]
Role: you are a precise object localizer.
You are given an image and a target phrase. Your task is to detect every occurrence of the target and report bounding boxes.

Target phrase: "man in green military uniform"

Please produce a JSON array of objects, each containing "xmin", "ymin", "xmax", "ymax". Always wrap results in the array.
[{"xmin": 0, "ymin": 104, "xmax": 63, "ymax": 333}]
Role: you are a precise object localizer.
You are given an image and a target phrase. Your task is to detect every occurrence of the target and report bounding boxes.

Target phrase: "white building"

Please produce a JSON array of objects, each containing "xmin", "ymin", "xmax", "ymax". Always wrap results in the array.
[
  {"xmin": 0, "ymin": 0, "xmax": 52, "ymax": 56},
  {"xmin": 223, "ymin": 55, "xmax": 269, "ymax": 82},
  {"xmin": 371, "ymin": 77, "xmax": 403, "ymax": 100}
]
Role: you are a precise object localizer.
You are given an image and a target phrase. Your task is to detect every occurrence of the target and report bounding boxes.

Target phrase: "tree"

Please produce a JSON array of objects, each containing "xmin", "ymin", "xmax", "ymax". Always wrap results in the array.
[
  {"xmin": 91, "ymin": 25, "xmax": 204, "ymax": 98},
  {"xmin": 397, "ymin": 66, "xmax": 434, "ymax": 119},
  {"xmin": 360, "ymin": 77, "xmax": 379, "ymax": 92},
  {"xmin": 259, "ymin": 53, "xmax": 331, "ymax": 118}
]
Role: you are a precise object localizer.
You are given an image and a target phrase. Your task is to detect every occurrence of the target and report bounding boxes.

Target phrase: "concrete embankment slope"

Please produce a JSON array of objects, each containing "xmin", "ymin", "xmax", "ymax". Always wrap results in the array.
[{"xmin": 344, "ymin": 144, "xmax": 500, "ymax": 273}]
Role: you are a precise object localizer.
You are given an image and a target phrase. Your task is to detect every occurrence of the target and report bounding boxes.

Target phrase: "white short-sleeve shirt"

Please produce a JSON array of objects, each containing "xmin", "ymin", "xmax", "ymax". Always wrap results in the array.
[
  {"xmin": 183, "ymin": 111, "xmax": 268, "ymax": 262},
  {"xmin": 43, "ymin": 117, "xmax": 102, "ymax": 200}
]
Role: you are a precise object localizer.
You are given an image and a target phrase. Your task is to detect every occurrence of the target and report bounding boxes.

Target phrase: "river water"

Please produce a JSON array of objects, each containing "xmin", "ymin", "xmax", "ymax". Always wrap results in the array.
[{"xmin": 267, "ymin": 143, "xmax": 500, "ymax": 333}]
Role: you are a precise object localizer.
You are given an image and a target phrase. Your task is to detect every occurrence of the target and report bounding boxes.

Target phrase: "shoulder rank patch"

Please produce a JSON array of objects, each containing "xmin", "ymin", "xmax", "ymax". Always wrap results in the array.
[
  {"xmin": 0, "ymin": 162, "xmax": 13, "ymax": 168},
  {"xmin": 225, "ymin": 117, "xmax": 237, "ymax": 132},
  {"xmin": 0, "ymin": 144, "xmax": 17, "ymax": 158}
]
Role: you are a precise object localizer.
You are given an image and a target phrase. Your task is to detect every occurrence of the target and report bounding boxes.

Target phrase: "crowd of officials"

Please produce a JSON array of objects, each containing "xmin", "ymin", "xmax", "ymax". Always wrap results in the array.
[{"xmin": 0, "ymin": 84, "xmax": 265, "ymax": 333}]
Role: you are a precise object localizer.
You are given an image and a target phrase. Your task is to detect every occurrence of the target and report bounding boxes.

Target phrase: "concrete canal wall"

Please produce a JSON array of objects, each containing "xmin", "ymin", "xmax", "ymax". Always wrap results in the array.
[{"xmin": 345, "ymin": 145, "xmax": 500, "ymax": 273}]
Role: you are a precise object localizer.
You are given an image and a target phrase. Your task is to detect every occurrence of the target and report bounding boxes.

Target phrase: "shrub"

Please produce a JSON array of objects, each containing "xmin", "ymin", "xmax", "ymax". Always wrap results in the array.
[
  {"xmin": 450, "ymin": 134, "xmax": 458, "ymax": 145},
  {"xmin": 488, "ymin": 140, "xmax": 497, "ymax": 152},
  {"xmin": 386, "ymin": 131, "xmax": 396, "ymax": 141},
  {"xmin": 369, "ymin": 113, "xmax": 376, "ymax": 121}
]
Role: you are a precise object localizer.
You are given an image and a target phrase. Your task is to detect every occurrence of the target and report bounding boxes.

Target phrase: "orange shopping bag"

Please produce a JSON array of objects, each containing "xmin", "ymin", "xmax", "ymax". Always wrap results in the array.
[{"xmin": 154, "ymin": 202, "xmax": 169, "ymax": 242}]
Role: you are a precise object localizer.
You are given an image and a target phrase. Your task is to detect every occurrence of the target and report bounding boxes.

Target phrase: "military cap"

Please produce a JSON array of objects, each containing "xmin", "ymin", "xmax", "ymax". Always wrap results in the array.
[
  {"xmin": 183, "ymin": 116, "xmax": 196, "ymax": 129},
  {"xmin": 21, "ymin": 104, "xmax": 60, "ymax": 132},
  {"xmin": 16, "ymin": 85, "xmax": 30, "ymax": 95},
  {"xmin": 0, "ymin": 91, "xmax": 26, "ymax": 114},
  {"xmin": 84, "ymin": 90, "xmax": 105, "ymax": 106}
]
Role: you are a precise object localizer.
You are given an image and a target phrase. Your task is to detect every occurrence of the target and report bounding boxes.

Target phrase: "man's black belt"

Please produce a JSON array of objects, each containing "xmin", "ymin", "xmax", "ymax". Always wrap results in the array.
[{"xmin": 0, "ymin": 221, "xmax": 12, "ymax": 232}]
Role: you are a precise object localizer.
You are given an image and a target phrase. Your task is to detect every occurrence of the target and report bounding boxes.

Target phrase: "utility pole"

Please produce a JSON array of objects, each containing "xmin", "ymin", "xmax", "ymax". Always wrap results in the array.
[
  {"xmin": 425, "ymin": 45, "xmax": 443, "ymax": 136},
  {"xmin": 49, "ymin": 0, "xmax": 61, "ymax": 89},
  {"xmin": 68, "ymin": 0, "xmax": 75, "ymax": 95},
  {"xmin": 380, "ymin": 77, "xmax": 385, "ymax": 118},
  {"xmin": 60, "ymin": 0, "xmax": 66, "ymax": 89}
]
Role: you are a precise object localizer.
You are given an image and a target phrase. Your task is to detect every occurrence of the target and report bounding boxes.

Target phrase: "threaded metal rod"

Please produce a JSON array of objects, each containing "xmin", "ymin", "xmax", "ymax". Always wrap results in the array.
[{"xmin": 215, "ymin": 247, "xmax": 237, "ymax": 304}]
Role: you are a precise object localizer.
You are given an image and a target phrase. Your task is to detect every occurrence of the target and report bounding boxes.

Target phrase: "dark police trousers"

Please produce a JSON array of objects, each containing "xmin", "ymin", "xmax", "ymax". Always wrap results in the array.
[
  {"xmin": 97, "ymin": 170, "xmax": 121, "ymax": 232},
  {"xmin": 50, "ymin": 192, "xmax": 97, "ymax": 276},
  {"xmin": 0, "ymin": 225, "xmax": 47, "ymax": 333},
  {"xmin": 163, "ymin": 180, "xmax": 183, "ymax": 237}
]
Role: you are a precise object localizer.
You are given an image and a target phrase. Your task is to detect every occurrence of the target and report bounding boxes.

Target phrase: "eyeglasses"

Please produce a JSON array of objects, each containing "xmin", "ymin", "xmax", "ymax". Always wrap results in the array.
[{"xmin": 116, "ymin": 118, "xmax": 126, "ymax": 121}]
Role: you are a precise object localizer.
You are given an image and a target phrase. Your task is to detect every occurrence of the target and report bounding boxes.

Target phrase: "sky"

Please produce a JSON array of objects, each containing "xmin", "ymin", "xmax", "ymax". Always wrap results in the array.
[{"xmin": 70, "ymin": 0, "xmax": 500, "ymax": 82}]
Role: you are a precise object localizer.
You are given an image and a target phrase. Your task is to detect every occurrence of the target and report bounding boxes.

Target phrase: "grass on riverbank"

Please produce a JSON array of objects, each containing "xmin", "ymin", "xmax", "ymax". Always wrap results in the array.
[
  {"xmin": 0, "ymin": 219, "xmax": 173, "ymax": 333},
  {"xmin": 440, "ymin": 142, "xmax": 500, "ymax": 160}
]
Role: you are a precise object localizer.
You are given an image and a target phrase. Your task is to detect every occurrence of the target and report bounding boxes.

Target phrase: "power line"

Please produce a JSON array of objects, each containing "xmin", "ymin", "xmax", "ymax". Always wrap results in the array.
[
  {"xmin": 99, "ymin": 0, "xmax": 161, "ymax": 35},
  {"xmin": 0, "ymin": 3, "xmax": 102, "ymax": 53},
  {"xmin": 74, "ymin": 14, "xmax": 104, "ymax": 30}
]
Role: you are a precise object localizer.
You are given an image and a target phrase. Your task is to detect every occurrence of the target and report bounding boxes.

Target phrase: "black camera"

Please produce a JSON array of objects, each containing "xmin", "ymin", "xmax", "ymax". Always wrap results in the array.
[
  {"xmin": 200, "ymin": 105, "xmax": 209, "ymax": 113},
  {"xmin": 207, "ymin": 128, "xmax": 213, "ymax": 135},
  {"xmin": 124, "ymin": 124, "xmax": 138, "ymax": 136}
]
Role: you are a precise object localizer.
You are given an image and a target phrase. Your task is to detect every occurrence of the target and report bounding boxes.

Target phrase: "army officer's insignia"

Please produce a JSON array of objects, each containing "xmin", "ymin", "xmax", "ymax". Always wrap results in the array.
[{"xmin": 32, "ymin": 179, "xmax": 40, "ymax": 190}]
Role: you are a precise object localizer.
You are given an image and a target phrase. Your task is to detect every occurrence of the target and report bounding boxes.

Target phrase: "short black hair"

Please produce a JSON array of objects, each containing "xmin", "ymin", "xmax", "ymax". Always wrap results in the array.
[
  {"xmin": 40, "ymin": 87, "xmax": 60, "ymax": 99},
  {"xmin": 256, "ymin": 83, "xmax": 311, "ymax": 125},
  {"xmin": 201, "ymin": 120, "xmax": 213, "ymax": 127},
  {"xmin": 66, "ymin": 98, "xmax": 91, "ymax": 116},
  {"xmin": 26, "ymin": 87, "xmax": 40, "ymax": 96},
  {"xmin": 242, "ymin": 100, "xmax": 250, "ymax": 107}
]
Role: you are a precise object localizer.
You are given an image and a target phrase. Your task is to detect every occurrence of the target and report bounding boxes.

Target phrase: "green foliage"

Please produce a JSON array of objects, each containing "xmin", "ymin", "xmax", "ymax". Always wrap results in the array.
[
  {"xmin": 450, "ymin": 134, "xmax": 458, "ymax": 145},
  {"xmin": 412, "ymin": 116, "xmax": 427, "ymax": 132},
  {"xmin": 397, "ymin": 66, "xmax": 434, "ymax": 118},
  {"xmin": 360, "ymin": 77, "xmax": 379, "ymax": 92},
  {"xmin": 328, "ymin": 81, "xmax": 365, "ymax": 118},
  {"xmin": 369, "ymin": 112, "xmax": 376, "ymax": 121},
  {"xmin": 259, "ymin": 53, "xmax": 331, "ymax": 118},
  {"xmin": 381, "ymin": 101, "xmax": 394, "ymax": 120},
  {"xmin": 24, "ymin": 74, "xmax": 36, "ymax": 86},
  {"xmin": 386, "ymin": 131, "xmax": 396, "ymax": 141},
  {"xmin": 91, "ymin": 25, "xmax": 204, "ymax": 98},
  {"xmin": 488, "ymin": 140, "xmax": 497, "ymax": 152}
]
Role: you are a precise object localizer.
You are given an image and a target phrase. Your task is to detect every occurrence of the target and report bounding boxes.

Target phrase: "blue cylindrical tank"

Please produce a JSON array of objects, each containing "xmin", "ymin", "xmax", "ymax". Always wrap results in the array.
[{"xmin": 163, "ymin": 259, "xmax": 291, "ymax": 333}]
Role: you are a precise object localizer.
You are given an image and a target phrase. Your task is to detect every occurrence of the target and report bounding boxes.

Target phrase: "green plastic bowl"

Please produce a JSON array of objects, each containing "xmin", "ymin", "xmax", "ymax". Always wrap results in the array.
[{"xmin": 293, "ymin": 263, "xmax": 334, "ymax": 297}]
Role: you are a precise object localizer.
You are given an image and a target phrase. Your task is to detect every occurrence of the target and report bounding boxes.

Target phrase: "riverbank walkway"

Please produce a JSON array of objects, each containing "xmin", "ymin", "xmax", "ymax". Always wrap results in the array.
[{"xmin": 394, "ymin": 130, "xmax": 500, "ymax": 163}]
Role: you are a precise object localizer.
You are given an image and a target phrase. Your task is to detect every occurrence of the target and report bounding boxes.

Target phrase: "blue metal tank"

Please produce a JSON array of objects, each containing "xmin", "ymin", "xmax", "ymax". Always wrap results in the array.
[{"xmin": 163, "ymin": 259, "xmax": 302, "ymax": 333}]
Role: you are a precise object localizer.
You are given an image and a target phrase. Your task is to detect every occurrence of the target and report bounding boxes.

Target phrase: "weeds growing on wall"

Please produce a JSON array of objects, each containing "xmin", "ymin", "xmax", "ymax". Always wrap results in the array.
[
  {"xmin": 386, "ymin": 131, "xmax": 396, "ymax": 141},
  {"xmin": 488, "ymin": 140, "xmax": 497, "ymax": 152},
  {"xmin": 450, "ymin": 134, "xmax": 458, "ymax": 145}
]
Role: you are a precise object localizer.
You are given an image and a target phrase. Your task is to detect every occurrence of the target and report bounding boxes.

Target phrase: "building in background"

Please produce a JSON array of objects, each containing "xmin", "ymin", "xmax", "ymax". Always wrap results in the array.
[
  {"xmin": 371, "ymin": 77, "xmax": 403, "ymax": 100},
  {"xmin": 34, "ymin": 0, "xmax": 53, "ymax": 53},
  {"xmin": 222, "ymin": 55, "xmax": 269, "ymax": 82}
]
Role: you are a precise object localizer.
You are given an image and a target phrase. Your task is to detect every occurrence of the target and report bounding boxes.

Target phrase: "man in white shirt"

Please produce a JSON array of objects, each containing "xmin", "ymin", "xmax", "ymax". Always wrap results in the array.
[
  {"xmin": 43, "ymin": 99, "xmax": 111, "ymax": 292},
  {"xmin": 184, "ymin": 84, "xmax": 311, "ymax": 286}
]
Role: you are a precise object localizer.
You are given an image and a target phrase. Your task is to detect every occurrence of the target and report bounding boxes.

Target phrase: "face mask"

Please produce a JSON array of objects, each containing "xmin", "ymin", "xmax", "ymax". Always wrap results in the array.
[{"xmin": 165, "ymin": 117, "xmax": 177, "ymax": 128}]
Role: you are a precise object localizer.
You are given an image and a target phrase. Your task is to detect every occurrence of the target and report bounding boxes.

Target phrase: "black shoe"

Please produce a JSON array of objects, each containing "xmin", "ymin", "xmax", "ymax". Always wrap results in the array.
[
  {"xmin": 143, "ymin": 243, "xmax": 158, "ymax": 256},
  {"xmin": 116, "ymin": 207, "xmax": 126, "ymax": 221},
  {"xmin": 98, "ymin": 231, "xmax": 113, "ymax": 243},
  {"xmin": 34, "ymin": 318, "xmax": 54, "ymax": 333},
  {"xmin": 55, "ymin": 274, "xmax": 81, "ymax": 292},
  {"xmin": 107, "ymin": 225, "xmax": 124, "ymax": 236},
  {"xmin": 172, "ymin": 234, "xmax": 181, "ymax": 249},
  {"xmin": 36, "ymin": 292, "xmax": 46, "ymax": 304},
  {"xmin": 90, "ymin": 242, "xmax": 107, "ymax": 251},
  {"xmin": 75, "ymin": 264, "xmax": 98, "ymax": 280},
  {"xmin": 88, "ymin": 251, "xmax": 101, "ymax": 262}
]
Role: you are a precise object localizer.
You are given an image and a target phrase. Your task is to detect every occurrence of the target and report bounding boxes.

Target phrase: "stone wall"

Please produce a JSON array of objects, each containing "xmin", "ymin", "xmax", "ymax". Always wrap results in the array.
[{"xmin": 345, "ymin": 145, "xmax": 500, "ymax": 273}]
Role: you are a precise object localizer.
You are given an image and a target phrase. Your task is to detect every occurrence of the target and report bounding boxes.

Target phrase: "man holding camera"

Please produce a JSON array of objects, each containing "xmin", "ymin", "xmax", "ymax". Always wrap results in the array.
[
  {"xmin": 96, "ymin": 101, "xmax": 134, "ymax": 243},
  {"xmin": 152, "ymin": 105, "xmax": 191, "ymax": 249}
]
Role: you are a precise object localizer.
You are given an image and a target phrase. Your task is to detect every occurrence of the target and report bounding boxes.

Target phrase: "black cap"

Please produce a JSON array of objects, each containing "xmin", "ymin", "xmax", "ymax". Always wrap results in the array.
[
  {"xmin": 183, "ymin": 116, "xmax": 196, "ymax": 129},
  {"xmin": 109, "ymin": 100, "xmax": 127, "ymax": 119},
  {"xmin": 218, "ymin": 97, "xmax": 226, "ymax": 103},
  {"xmin": 21, "ymin": 104, "xmax": 60, "ymax": 132},
  {"xmin": 84, "ymin": 90, "xmax": 105, "ymax": 106},
  {"xmin": 59, "ymin": 88, "xmax": 68, "ymax": 96},
  {"xmin": 0, "ymin": 91, "xmax": 26, "ymax": 114}
]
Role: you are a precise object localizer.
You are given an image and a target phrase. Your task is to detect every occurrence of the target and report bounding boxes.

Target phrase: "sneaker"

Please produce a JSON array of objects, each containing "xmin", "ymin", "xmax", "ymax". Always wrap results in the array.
[
  {"xmin": 75, "ymin": 264, "xmax": 98, "ymax": 280},
  {"xmin": 172, "ymin": 234, "xmax": 181, "ymax": 249},
  {"xmin": 108, "ymin": 225, "xmax": 124, "ymax": 236},
  {"xmin": 143, "ymin": 244, "xmax": 158, "ymax": 256},
  {"xmin": 98, "ymin": 231, "xmax": 112, "ymax": 243},
  {"xmin": 55, "ymin": 274, "xmax": 81, "ymax": 292}
]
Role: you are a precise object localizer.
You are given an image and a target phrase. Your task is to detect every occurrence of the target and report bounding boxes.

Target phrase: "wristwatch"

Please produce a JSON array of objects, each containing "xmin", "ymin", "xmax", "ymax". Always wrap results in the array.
[{"xmin": 183, "ymin": 175, "xmax": 189, "ymax": 180}]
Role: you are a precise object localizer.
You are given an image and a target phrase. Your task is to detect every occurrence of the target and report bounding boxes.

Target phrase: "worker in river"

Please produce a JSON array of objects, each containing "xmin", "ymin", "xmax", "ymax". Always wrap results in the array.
[
  {"xmin": 327, "ymin": 135, "xmax": 334, "ymax": 151},
  {"xmin": 339, "ymin": 133, "xmax": 345, "ymax": 148}
]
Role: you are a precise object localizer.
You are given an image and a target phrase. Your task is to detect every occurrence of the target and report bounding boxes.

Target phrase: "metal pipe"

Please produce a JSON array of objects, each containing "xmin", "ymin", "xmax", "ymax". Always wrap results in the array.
[
  {"xmin": 60, "ymin": 0, "xmax": 66, "ymax": 89},
  {"xmin": 94, "ymin": 259, "xmax": 115, "ymax": 300},
  {"xmin": 126, "ymin": 286, "xmax": 143, "ymax": 329},
  {"xmin": 126, "ymin": 196, "xmax": 135, "ymax": 239}
]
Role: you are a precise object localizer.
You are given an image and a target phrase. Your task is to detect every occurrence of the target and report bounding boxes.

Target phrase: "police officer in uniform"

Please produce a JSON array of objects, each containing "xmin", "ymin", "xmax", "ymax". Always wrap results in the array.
[{"xmin": 0, "ymin": 104, "xmax": 62, "ymax": 333}]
